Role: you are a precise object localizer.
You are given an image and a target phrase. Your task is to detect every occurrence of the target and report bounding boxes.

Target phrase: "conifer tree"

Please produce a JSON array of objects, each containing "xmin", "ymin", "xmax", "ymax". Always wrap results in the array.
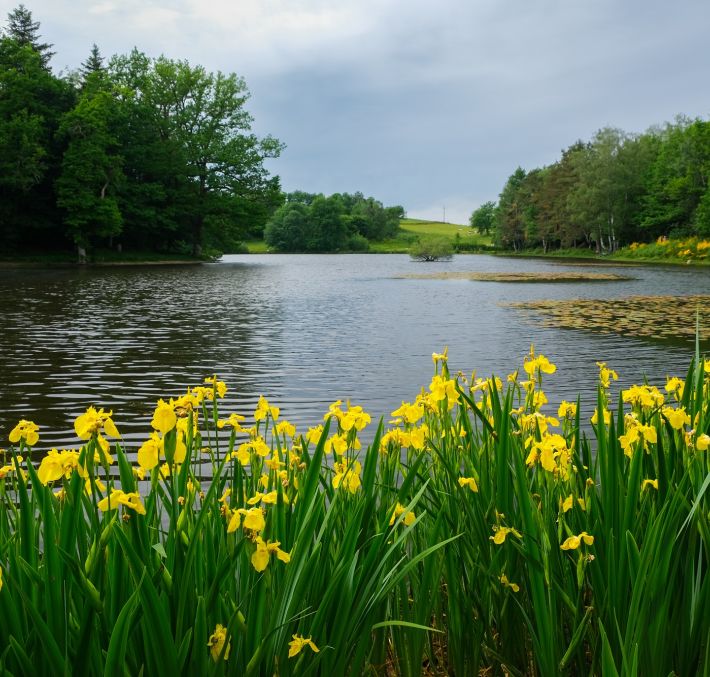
[{"xmin": 4, "ymin": 4, "xmax": 54, "ymax": 68}]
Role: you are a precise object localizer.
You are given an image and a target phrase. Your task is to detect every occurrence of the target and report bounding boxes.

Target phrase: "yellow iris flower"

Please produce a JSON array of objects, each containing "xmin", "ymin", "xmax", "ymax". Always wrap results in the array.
[
  {"xmin": 251, "ymin": 536, "xmax": 290, "ymax": 572},
  {"xmin": 207, "ymin": 624, "xmax": 230, "ymax": 661},
  {"xmin": 37, "ymin": 449, "xmax": 81, "ymax": 484},
  {"xmin": 151, "ymin": 399, "xmax": 177, "ymax": 434},
  {"xmin": 458, "ymin": 476, "xmax": 479, "ymax": 492},
  {"xmin": 97, "ymin": 488, "xmax": 146, "ymax": 515},
  {"xmin": 288, "ymin": 634, "xmax": 319, "ymax": 658},
  {"xmin": 490, "ymin": 525, "xmax": 522, "ymax": 545},
  {"xmin": 389, "ymin": 502, "xmax": 416, "ymax": 527},
  {"xmin": 9, "ymin": 419, "xmax": 40, "ymax": 446},
  {"xmin": 560, "ymin": 532, "xmax": 594, "ymax": 550}
]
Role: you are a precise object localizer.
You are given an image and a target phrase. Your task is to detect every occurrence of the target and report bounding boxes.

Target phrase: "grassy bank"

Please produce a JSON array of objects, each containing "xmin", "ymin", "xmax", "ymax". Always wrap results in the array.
[
  {"xmin": 1, "ymin": 349, "xmax": 708, "ymax": 674},
  {"xmin": 495, "ymin": 237, "xmax": 710, "ymax": 266}
]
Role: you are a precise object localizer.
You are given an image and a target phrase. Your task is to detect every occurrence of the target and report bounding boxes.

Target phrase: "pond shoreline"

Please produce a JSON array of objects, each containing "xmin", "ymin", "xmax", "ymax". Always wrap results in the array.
[
  {"xmin": 5, "ymin": 248, "xmax": 709, "ymax": 268},
  {"xmin": 240, "ymin": 247, "xmax": 710, "ymax": 267}
]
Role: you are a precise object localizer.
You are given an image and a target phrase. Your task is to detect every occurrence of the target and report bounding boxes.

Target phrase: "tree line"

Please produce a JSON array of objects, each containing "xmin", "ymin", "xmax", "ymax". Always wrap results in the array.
[
  {"xmin": 0, "ymin": 5, "xmax": 283, "ymax": 257},
  {"xmin": 471, "ymin": 119, "xmax": 710, "ymax": 252},
  {"xmin": 264, "ymin": 191, "xmax": 404, "ymax": 252}
]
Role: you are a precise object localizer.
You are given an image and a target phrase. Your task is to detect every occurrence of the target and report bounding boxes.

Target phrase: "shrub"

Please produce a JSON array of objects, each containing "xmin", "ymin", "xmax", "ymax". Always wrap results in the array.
[{"xmin": 409, "ymin": 236, "xmax": 453, "ymax": 261}]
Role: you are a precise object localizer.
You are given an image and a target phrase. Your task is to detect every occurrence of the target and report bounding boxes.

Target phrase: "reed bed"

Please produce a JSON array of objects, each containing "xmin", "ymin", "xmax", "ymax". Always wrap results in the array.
[{"xmin": 1, "ymin": 349, "xmax": 708, "ymax": 675}]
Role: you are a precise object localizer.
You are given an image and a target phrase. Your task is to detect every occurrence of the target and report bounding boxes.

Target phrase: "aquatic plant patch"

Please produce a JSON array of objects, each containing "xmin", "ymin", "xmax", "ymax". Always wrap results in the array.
[
  {"xmin": 1, "ymin": 349, "xmax": 709, "ymax": 675},
  {"xmin": 398, "ymin": 271, "xmax": 631, "ymax": 282},
  {"xmin": 507, "ymin": 294, "xmax": 710, "ymax": 342}
]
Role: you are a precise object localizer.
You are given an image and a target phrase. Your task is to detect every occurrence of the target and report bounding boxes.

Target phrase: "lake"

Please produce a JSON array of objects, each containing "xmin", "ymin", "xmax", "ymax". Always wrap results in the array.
[{"xmin": 1, "ymin": 254, "xmax": 708, "ymax": 451}]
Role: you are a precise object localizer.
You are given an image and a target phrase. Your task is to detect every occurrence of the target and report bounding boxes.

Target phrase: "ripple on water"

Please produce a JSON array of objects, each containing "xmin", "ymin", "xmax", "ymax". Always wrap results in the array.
[{"xmin": 1, "ymin": 254, "xmax": 707, "ymax": 451}]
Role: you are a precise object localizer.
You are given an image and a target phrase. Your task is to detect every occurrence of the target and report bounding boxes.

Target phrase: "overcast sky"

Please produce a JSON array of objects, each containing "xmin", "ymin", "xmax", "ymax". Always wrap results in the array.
[{"xmin": 7, "ymin": 0, "xmax": 710, "ymax": 223}]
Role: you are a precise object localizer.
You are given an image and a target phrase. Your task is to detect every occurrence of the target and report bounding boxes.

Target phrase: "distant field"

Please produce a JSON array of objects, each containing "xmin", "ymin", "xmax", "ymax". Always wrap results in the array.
[
  {"xmin": 400, "ymin": 218, "xmax": 471, "ymax": 237},
  {"xmin": 373, "ymin": 218, "xmax": 493, "ymax": 253},
  {"xmin": 242, "ymin": 218, "xmax": 493, "ymax": 253}
]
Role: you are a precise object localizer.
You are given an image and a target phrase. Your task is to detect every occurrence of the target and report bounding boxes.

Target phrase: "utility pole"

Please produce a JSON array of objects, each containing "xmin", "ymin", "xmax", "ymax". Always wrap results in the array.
[{"xmin": 443, "ymin": 205, "xmax": 446, "ymax": 223}]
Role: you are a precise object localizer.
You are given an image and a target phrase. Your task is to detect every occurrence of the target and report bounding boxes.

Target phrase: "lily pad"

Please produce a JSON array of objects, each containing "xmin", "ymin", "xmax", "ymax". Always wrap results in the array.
[
  {"xmin": 505, "ymin": 295, "xmax": 710, "ymax": 343},
  {"xmin": 397, "ymin": 271, "xmax": 632, "ymax": 282}
]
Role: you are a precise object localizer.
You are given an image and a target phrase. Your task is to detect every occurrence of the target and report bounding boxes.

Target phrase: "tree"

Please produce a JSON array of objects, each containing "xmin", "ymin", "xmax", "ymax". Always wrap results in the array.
[
  {"xmin": 79, "ymin": 44, "xmax": 107, "ymax": 91},
  {"xmin": 264, "ymin": 192, "xmax": 400, "ymax": 251},
  {"xmin": 264, "ymin": 202, "xmax": 309, "ymax": 251},
  {"xmin": 536, "ymin": 142, "xmax": 588, "ymax": 248},
  {"xmin": 470, "ymin": 201, "xmax": 496, "ymax": 235},
  {"xmin": 109, "ymin": 51, "xmax": 283, "ymax": 254},
  {"xmin": 409, "ymin": 236, "xmax": 453, "ymax": 261},
  {"xmin": 566, "ymin": 128, "xmax": 631, "ymax": 252},
  {"xmin": 638, "ymin": 118, "xmax": 710, "ymax": 238},
  {"xmin": 305, "ymin": 194, "xmax": 347, "ymax": 251},
  {"xmin": 495, "ymin": 168, "xmax": 527, "ymax": 250},
  {"xmin": 4, "ymin": 4, "xmax": 54, "ymax": 68},
  {"xmin": 349, "ymin": 196, "xmax": 399, "ymax": 240},
  {"xmin": 81, "ymin": 44, "xmax": 104, "ymax": 77},
  {"xmin": 0, "ymin": 35, "xmax": 74, "ymax": 249},
  {"xmin": 56, "ymin": 75, "xmax": 124, "ymax": 252}
]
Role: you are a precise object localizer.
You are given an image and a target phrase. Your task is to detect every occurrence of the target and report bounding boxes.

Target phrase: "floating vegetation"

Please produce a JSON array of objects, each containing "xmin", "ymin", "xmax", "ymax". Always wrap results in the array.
[
  {"xmin": 398, "ymin": 271, "xmax": 632, "ymax": 282},
  {"xmin": 507, "ymin": 294, "xmax": 710, "ymax": 342}
]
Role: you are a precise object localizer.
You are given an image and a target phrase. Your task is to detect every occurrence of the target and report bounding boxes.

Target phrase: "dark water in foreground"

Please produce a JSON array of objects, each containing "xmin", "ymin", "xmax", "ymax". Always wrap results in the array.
[{"xmin": 1, "ymin": 254, "xmax": 708, "ymax": 451}]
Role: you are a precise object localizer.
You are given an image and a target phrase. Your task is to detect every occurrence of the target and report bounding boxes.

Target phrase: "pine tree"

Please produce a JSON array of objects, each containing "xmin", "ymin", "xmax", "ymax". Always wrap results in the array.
[
  {"xmin": 4, "ymin": 4, "xmax": 54, "ymax": 68},
  {"xmin": 80, "ymin": 44, "xmax": 104, "ymax": 78}
]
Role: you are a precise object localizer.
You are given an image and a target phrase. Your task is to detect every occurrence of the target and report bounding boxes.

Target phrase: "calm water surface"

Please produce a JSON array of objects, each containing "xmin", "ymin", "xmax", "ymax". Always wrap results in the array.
[{"xmin": 1, "ymin": 254, "xmax": 709, "ymax": 450}]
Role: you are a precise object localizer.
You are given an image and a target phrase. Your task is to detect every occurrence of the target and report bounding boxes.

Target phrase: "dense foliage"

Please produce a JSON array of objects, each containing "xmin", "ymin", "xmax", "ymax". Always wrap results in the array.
[
  {"xmin": 1, "ymin": 349, "xmax": 709, "ymax": 674},
  {"xmin": 264, "ymin": 191, "xmax": 404, "ymax": 252},
  {"xmin": 0, "ymin": 5, "xmax": 283, "ymax": 258},
  {"xmin": 473, "ymin": 119, "xmax": 710, "ymax": 252}
]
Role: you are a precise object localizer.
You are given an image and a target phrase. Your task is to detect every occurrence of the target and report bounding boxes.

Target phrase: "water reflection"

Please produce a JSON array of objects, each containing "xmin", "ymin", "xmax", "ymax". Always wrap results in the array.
[{"xmin": 1, "ymin": 255, "xmax": 708, "ymax": 451}]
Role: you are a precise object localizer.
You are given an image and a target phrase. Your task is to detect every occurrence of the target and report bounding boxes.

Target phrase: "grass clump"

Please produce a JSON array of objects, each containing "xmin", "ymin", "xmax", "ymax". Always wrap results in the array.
[{"xmin": 1, "ymin": 350, "xmax": 709, "ymax": 674}]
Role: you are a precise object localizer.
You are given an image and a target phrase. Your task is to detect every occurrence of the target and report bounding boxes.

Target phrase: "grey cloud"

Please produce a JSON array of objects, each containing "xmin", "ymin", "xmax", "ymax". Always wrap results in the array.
[{"xmin": 9, "ymin": 0, "xmax": 710, "ymax": 223}]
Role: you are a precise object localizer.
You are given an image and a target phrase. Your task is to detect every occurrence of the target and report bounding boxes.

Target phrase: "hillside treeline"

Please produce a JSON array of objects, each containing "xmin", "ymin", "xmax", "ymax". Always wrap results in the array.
[
  {"xmin": 472, "ymin": 119, "xmax": 710, "ymax": 252},
  {"xmin": 0, "ymin": 5, "xmax": 283, "ymax": 257},
  {"xmin": 264, "ymin": 191, "xmax": 404, "ymax": 252}
]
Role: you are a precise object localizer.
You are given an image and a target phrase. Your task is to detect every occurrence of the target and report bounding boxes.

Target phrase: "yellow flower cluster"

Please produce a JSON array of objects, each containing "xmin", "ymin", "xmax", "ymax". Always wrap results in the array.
[
  {"xmin": 525, "ymin": 433, "xmax": 571, "ymax": 479},
  {"xmin": 619, "ymin": 414, "xmax": 658, "ymax": 457},
  {"xmin": 622, "ymin": 384, "xmax": 665, "ymax": 409},
  {"xmin": 4, "ymin": 341, "xmax": 709, "ymax": 676}
]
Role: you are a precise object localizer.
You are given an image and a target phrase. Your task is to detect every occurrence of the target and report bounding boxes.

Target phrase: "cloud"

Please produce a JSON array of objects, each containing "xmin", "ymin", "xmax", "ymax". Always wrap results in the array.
[{"xmin": 13, "ymin": 0, "xmax": 710, "ymax": 223}]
